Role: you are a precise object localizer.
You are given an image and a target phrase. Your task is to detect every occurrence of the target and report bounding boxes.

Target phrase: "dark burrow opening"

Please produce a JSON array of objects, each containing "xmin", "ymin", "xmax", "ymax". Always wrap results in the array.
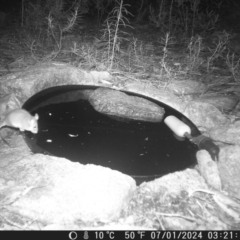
[{"xmin": 23, "ymin": 85, "xmax": 200, "ymax": 185}]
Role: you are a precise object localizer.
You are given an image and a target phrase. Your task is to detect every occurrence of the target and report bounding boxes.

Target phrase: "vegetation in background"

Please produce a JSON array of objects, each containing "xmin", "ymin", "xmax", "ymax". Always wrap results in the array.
[{"xmin": 0, "ymin": 0, "xmax": 240, "ymax": 83}]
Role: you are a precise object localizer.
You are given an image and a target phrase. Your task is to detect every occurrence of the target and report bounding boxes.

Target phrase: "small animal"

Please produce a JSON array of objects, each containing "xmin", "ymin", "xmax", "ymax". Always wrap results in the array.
[{"xmin": 0, "ymin": 109, "xmax": 39, "ymax": 134}]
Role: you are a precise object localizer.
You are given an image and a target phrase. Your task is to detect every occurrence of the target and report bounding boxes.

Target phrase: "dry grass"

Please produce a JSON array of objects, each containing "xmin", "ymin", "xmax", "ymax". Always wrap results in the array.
[{"xmin": 0, "ymin": 0, "xmax": 239, "ymax": 94}]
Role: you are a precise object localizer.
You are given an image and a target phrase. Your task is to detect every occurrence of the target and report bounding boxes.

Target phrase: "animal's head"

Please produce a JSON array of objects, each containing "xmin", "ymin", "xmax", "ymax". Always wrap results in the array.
[{"xmin": 29, "ymin": 114, "xmax": 39, "ymax": 134}]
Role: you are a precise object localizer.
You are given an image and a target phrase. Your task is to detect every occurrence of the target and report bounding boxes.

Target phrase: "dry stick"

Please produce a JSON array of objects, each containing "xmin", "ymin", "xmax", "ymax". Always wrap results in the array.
[
  {"xmin": 189, "ymin": 189, "xmax": 240, "ymax": 222},
  {"xmin": 155, "ymin": 212, "xmax": 196, "ymax": 222}
]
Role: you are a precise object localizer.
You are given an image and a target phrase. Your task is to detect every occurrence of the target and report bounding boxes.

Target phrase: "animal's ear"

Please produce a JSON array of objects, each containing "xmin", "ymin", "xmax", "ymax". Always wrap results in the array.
[{"xmin": 34, "ymin": 114, "xmax": 39, "ymax": 120}]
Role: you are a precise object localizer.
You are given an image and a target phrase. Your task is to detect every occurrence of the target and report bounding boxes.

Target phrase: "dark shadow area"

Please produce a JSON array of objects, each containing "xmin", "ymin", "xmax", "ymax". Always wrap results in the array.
[{"xmin": 23, "ymin": 86, "xmax": 200, "ymax": 185}]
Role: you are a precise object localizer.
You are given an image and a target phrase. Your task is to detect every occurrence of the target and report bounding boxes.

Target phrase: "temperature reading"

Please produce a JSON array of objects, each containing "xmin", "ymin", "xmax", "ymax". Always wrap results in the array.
[
  {"xmin": 108, "ymin": 232, "xmax": 115, "ymax": 239},
  {"xmin": 95, "ymin": 231, "xmax": 115, "ymax": 239},
  {"xmin": 95, "ymin": 232, "xmax": 104, "ymax": 239},
  {"xmin": 125, "ymin": 231, "xmax": 136, "ymax": 239}
]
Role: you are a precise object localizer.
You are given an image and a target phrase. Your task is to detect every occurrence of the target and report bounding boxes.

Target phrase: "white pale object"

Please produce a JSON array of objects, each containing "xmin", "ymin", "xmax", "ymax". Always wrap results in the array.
[{"xmin": 164, "ymin": 115, "xmax": 191, "ymax": 137}]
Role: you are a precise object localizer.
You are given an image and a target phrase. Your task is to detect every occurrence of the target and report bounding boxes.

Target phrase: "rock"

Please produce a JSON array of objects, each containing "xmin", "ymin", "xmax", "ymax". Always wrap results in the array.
[
  {"xmin": 167, "ymin": 80, "xmax": 207, "ymax": 95},
  {"xmin": 86, "ymin": 88, "xmax": 165, "ymax": 122},
  {"xmin": 122, "ymin": 82, "xmax": 183, "ymax": 111},
  {"xmin": 183, "ymin": 101, "xmax": 229, "ymax": 129},
  {"xmin": 218, "ymin": 145, "xmax": 240, "ymax": 199},
  {"xmin": 0, "ymin": 154, "xmax": 136, "ymax": 224},
  {"xmin": 125, "ymin": 169, "xmax": 227, "ymax": 230},
  {"xmin": 141, "ymin": 168, "xmax": 208, "ymax": 194},
  {"xmin": 197, "ymin": 150, "xmax": 221, "ymax": 191},
  {"xmin": 210, "ymin": 121, "xmax": 240, "ymax": 145},
  {"xmin": 192, "ymin": 94, "xmax": 239, "ymax": 112},
  {"xmin": 0, "ymin": 93, "xmax": 21, "ymax": 118}
]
